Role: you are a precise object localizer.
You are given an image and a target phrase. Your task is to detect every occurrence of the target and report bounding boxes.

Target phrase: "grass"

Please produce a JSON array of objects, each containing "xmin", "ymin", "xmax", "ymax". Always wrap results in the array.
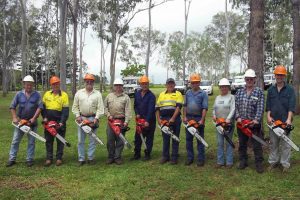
[{"xmin": 0, "ymin": 87, "xmax": 300, "ymax": 199}]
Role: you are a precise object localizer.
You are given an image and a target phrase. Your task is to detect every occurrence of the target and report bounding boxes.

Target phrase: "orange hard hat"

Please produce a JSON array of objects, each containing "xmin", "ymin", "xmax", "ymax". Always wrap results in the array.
[
  {"xmin": 50, "ymin": 76, "xmax": 60, "ymax": 85},
  {"xmin": 274, "ymin": 65, "xmax": 287, "ymax": 75},
  {"xmin": 139, "ymin": 75, "xmax": 149, "ymax": 83},
  {"xmin": 190, "ymin": 73, "xmax": 201, "ymax": 82},
  {"xmin": 84, "ymin": 74, "xmax": 95, "ymax": 81}
]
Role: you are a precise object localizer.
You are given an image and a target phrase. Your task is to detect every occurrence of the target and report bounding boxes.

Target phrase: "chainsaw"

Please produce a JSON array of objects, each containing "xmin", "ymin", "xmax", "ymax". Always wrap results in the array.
[
  {"xmin": 12, "ymin": 119, "xmax": 46, "ymax": 142},
  {"xmin": 214, "ymin": 118, "xmax": 235, "ymax": 148},
  {"xmin": 75, "ymin": 119, "xmax": 104, "ymax": 145},
  {"xmin": 43, "ymin": 121, "xmax": 71, "ymax": 147},
  {"xmin": 108, "ymin": 119, "xmax": 132, "ymax": 149},
  {"xmin": 267, "ymin": 120, "xmax": 299, "ymax": 152},
  {"xmin": 136, "ymin": 118, "xmax": 148, "ymax": 150},
  {"xmin": 157, "ymin": 120, "xmax": 180, "ymax": 142},
  {"xmin": 183, "ymin": 120, "xmax": 208, "ymax": 148},
  {"xmin": 237, "ymin": 119, "xmax": 268, "ymax": 147}
]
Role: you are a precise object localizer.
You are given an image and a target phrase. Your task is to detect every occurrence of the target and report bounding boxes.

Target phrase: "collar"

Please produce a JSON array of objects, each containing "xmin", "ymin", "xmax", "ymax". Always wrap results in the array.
[
  {"xmin": 22, "ymin": 89, "xmax": 34, "ymax": 95},
  {"xmin": 165, "ymin": 90, "xmax": 176, "ymax": 94},
  {"xmin": 114, "ymin": 92, "xmax": 124, "ymax": 97},
  {"xmin": 51, "ymin": 90, "xmax": 62, "ymax": 96}
]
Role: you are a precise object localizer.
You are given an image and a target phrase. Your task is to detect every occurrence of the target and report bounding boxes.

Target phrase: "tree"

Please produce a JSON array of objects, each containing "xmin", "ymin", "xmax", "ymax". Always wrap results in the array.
[
  {"xmin": 20, "ymin": 0, "xmax": 28, "ymax": 78},
  {"xmin": 120, "ymin": 64, "xmax": 146, "ymax": 77},
  {"xmin": 183, "ymin": 0, "xmax": 191, "ymax": 82},
  {"xmin": 59, "ymin": 0, "xmax": 67, "ymax": 91}
]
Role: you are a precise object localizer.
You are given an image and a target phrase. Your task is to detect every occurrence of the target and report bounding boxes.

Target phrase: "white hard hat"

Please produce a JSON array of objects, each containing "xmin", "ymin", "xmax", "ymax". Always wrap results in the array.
[
  {"xmin": 244, "ymin": 69, "xmax": 256, "ymax": 78},
  {"xmin": 113, "ymin": 78, "xmax": 124, "ymax": 85},
  {"xmin": 218, "ymin": 78, "xmax": 230, "ymax": 86},
  {"xmin": 23, "ymin": 75, "xmax": 34, "ymax": 83}
]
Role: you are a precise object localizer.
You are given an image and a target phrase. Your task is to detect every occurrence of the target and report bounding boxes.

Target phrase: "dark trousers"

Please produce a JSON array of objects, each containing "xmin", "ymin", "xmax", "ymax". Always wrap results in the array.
[
  {"xmin": 107, "ymin": 125, "xmax": 125, "ymax": 159},
  {"xmin": 161, "ymin": 117, "xmax": 181, "ymax": 161},
  {"xmin": 186, "ymin": 125, "xmax": 205, "ymax": 162},
  {"xmin": 134, "ymin": 122, "xmax": 155, "ymax": 156},
  {"xmin": 45, "ymin": 126, "xmax": 66, "ymax": 160},
  {"xmin": 237, "ymin": 126, "xmax": 263, "ymax": 164}
]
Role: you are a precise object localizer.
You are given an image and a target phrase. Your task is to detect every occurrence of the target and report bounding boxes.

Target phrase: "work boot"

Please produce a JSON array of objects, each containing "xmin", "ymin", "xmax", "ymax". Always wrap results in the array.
[
  {"xmin": 256, "ymin": 163, "xmax": 264, "ymax": 174},
  {"xmin": 6, "ymin": 160, "xmax": 16, "ymax": 167},
  {"xmin": 130, "ymin": 154, "xmax": 141, "ymax": 161},
  {"xmin": 78, "ymin": 161, "xmax": 86, "ymax": 166},
  {"xmin": 87, "ymin": 160, "xmax": 96, "ymax": 165},
  {"xmin": 268, "ymin": 162, "xmax": 279, "ymax": 171},
  {"xmin": 115, "ymin": 158, "xmax": 123, "ymax": 165},
  {"xmin": 56, "ymin": 160, "xmax": 63, "ymax": 166},
  {"xmin": 237, "ymin": 160, "xmax": 248, "ymax": 170},
  {"xmin": 185, "ymin": 160, "xmax": 193, "ymax": 166},
  {"xmin": 44, "ymin": 159, "xmax": 52, "ymax": 167},
  {"xmin": 170, "ymin": 160, "xmax": 178, "ymax": 165},
  {"xmin": 160, "ymin": 157, "xmax": 169, "ymax": 164},
  {"xmin": 282, "ymin": 166, "xmax": 289, "ymax": 173},
  {"xmin": 106, "ymin": 158, "xmax": 114, "ymax": 165},
  {"xmin": 26, "ymin": 161, "xmax": 34, "ymax": 167},
  {"xmin": 215, "ymin": 164, "xmax": 224, "ymax": 169},
  {"xmin": 143, "ymin": 150, "xmax": 151, "ymax": 161},
  {"xmin": 197, "ymin": 160, "xmax": 205, "ymax": 167}
]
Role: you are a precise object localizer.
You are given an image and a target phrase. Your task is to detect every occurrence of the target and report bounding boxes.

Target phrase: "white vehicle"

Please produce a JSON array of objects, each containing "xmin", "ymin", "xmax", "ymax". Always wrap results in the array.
[
  {"xmin": 123, "ymin": 76, "xmax": 141, "ymax": 97},
  {"xmin": 175, "ymin": 80, "xmax": 187, "ymax": 94},
  {"xmin": 200, "ymin": 80, "xmax": 213, "ymax": 95},
  {"xmin": 264, "ymin": 73, "xmax": 275, "ymax": 90},
  {"xmin": 231, "ymin": 76, "xmax": 245, "ymax": 94}
]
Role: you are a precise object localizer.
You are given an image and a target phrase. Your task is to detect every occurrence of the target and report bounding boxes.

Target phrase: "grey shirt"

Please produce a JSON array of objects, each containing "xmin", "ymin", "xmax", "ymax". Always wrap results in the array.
[{"xmin": 213, "ymin": 94, "xmax": 235, "ymax": 121}]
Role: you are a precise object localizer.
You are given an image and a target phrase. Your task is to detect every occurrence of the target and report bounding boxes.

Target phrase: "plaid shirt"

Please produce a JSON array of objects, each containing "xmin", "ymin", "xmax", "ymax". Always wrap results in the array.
[{"xmin": 235, "ymin": 87, "xmax": 264, "ymax": 122}]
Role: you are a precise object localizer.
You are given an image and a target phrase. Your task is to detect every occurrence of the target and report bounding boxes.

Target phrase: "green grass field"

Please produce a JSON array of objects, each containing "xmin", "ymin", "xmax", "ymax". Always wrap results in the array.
[{"xmin": 1, "ymin": 87, "xmax": 300, "ymax": 199}]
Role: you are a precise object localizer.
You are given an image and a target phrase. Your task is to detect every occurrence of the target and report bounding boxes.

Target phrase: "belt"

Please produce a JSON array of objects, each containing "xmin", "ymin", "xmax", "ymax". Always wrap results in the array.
[{"xmin": 81, "ymin": 114, "xmax": 95, "ymax": 117}]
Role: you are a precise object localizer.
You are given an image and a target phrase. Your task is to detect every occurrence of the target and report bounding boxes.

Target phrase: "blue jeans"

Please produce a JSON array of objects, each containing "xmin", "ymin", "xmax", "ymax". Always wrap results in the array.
[
  {"xmin": 77, "ymin": 117, "xmax": 98, "ymax": 161},
  {"xmin": 161, "ymin": 117, "xmax": 181, "ymax": 161},
  {"xmin": 186, "ymin": 125, "xmax": 205, "ymax": 162},
  {"xmin": 9, "ymin": 127, "xmax": 36, "ymax": 162},
  {"xmin": 216, "ymin": 127, "xmax": 234, "ymax": 165}
]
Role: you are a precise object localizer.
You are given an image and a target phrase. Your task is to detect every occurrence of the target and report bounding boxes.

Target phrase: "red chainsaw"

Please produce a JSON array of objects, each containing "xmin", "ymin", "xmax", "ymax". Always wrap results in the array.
[
  {"xmin": 136, "ymin": 118, "xmax": 147, "ymax": 150},
  {"xmin": 237, "ymin": 119, "xmax": 268, "ymax": 147},
  {"xmin": 43, "ymin": 121, "xmax": 71, "ymax": 147},
  {"xmin": 108, "ymin": 119, "xmax": 131, "ymax": 149}
]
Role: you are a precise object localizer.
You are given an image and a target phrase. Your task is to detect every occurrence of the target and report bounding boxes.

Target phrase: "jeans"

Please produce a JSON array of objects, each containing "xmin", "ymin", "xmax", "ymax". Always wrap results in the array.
[
  {"xmin": 77, "ymin": 116, "xmax": 98, "ymax": 161},
  {"xmin": 216, "ymin": 127, "xmax": 234, "ymax": 165},
  {"xmin": 9, "ymin": 126, "xmax": 36, "ymax": 162},
  {"xmin": 45, "ymin": 125, "xmax": 66, "ymax": 160},
  {"xmin": 186, "ymin": 125, "xmax": 205, "ymax": 162},
  {"xmin": 237, "ymin": 126, "xmax": 263, "ymax": 164},
  {"xmin": 268, "ymin": 129, "xmax": 291, "ymax": 168},
  {"xmin": 161, "ymin": 117, "xmax": 181, "ymax": 161},
  {"xmin": 107, "ymin": 124, "xmax": 125, "ymax": 160},
  {"xmin": 134, "ymin": 122, "xmax": 155, "ymax": 156}
]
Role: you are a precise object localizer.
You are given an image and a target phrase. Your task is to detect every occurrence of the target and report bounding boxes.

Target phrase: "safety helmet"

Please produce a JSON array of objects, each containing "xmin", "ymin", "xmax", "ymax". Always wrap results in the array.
[
  {"xmin": 139, "ymin": 75, "xmax": 150, "ymax": 83},
  {"xmin": 49, "ymin": 76, "xmax": 60, "ymax": 85},
  {"xmin": 23, "ymin": 75, "xmax": 34, "ymax": 83},
  {"xmin": 190, "ymin": 73, "xmax": 201, "ymax": 82},
  {"xmin": 218, "ymin": 78, "xmax": 230, "ymax": 86},
  {"xmin": 84, "ymin": 74, "xmax": 95, "ymax": 81},
  {"xmin": 274, "ymin": 65, "xmax": 287, "ymax": 75},
  {"xmin": 244, "ymin": 69, "xmax": 256, "ymax": 78},
  {"xmin": 113, "ymin": 78, "xmax": 124, "ymax": 85}
]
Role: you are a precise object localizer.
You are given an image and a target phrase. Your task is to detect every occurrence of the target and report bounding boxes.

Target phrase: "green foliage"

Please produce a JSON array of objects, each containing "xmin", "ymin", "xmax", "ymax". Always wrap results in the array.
[{"xmin": 120, "ymin": 64, "xmax": 146, "ymax": 77}]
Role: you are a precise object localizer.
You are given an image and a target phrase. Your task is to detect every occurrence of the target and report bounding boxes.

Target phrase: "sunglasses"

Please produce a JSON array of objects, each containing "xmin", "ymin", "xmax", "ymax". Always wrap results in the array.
[{"xmin": 245, "ymin": 78, "xmax": 255, "ymax": 81}]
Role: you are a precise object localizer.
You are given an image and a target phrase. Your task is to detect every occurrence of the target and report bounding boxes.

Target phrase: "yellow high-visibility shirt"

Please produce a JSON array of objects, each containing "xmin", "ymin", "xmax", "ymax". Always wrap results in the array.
[{"xmin": 43, "ymin": 90, "xmax": 69, "ymax": 111}]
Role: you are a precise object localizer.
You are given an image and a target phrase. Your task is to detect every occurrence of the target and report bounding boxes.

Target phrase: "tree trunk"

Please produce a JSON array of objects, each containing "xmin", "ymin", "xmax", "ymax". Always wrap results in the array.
[
  {"xmin": 20, "ymin": 0, "xmax": 28, "ymax": 78},
  {"xmin": 145, "ymin": 0, "xmax": 152, "ymax": 77},
  {"xmin": 291, "ymin": 0, "xmax": 300, "ymax": 114},
  {"xmin": 224, "ymin": 0, "xmax": 230, "ymax": 77},
  {"xmin": 78, "ymin": 19, "xmax": 85, "ymax": 89},
  {"xmin": 59, "ymin": 0, "xmax": 67, "ymax": 91},
  {"xmin": 72, "ymin": 0, "xmax": 79, "ymax": 97},
  {"xmin": 248, "ymin": 0, "xmax": 264, "ymax": 89},
  {"xmin": 2, "ymin": 21, "xmax": 8, "ymax": 97},
  {"xmin": 183, "ymin": 0, "xmax": 191, "ymax": 82}
]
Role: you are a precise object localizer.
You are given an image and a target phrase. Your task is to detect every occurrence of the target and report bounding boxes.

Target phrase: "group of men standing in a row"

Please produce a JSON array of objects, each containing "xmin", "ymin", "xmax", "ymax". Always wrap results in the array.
[{"xmin": 6, "ymin": 65, "xmax": 296, "ymax": 174}]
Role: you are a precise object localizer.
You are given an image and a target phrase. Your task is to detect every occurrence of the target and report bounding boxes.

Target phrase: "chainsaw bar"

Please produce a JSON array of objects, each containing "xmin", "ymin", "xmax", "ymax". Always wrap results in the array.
[
  {"xmin": 12, "ymin": 122, "xmax": 46, "ymax": 143},
  {"xmin": 183, "ymin": 123, "xmax": 208, "ymax": 147},
  {"xmin": 75, "ymin": 120, "xmax": 104, "ymax": 145},
  {"xmin": 214, "ymin": 122, "xmax": 235, "ymax": 149},
  {"xmin": 158, "ymin": 125, "xmax": 180, "ymax": 142}
]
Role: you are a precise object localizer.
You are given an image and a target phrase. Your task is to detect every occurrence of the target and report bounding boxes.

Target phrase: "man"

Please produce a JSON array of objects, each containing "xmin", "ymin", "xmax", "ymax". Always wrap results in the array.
[
  {"xmin": 42, "ymin": 76, "xmax": 69, "ymax": 166},
  {"xmin": 72, "ymin": 74, "xmax": 104, "ymax": 166},
  {"xmin": 104, "ymin": 78, "xmax": 131, "ymax": 165},
  {"xmin": 132, "ymin": 75, "xmax": 156, "ymax": 161},
  {"xmin": 156, "ymin": 78, "xmax": 183, "ymax": 165},
  {"xmin": 183, "ymin": 74, "xmax": 208, "ymax": 167},
  {"xmin": 267, "ymin": 65, "xmax": 296, "ymax": 172},
  {"xmin": 7, "ymin": 75, "xmax": 43, "ymax": 167},
  {"xmin": 235, "ymin": 69, "xmax": 265, "ymax": 173}
]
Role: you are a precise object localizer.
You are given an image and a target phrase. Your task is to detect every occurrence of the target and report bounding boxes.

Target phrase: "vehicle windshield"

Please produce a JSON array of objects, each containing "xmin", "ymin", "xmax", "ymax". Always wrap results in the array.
[
  {"xmin": 264, "ymin": 75, "xmax": 273, "ymax": 81},
  {"xmin": 233, "ymin": 78, "xmax": 244, "ymax": 83},
  {"xmin": 123, "ymin": 79, "xmax": 137, "ymax": 84},
  {"xmin": 175, "ymin": 80, "xmax": 184, "ymax": 85},
  {"xmin": 200, "ymin": 81, "xmax": 212, "ymax": 86}
]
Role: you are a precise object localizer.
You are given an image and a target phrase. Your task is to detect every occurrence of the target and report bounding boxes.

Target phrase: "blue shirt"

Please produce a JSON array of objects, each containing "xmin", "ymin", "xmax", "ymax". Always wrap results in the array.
[
  {"xmin": 266, "ymin": 83, "xmax": 296, "ymax": 122},
  {"xmin": 10, "ymin": 90, "xmax": 43, "ymax": 120},
  {"xmin": 184, "ymin": 89, "xmax": 208, "ymax": 120},
  {"xmin": 235, "ymin": 87, "xmax": 264, "ymax": 122},
  {"xmin": 134, "ymin": 89, "xmax": 156, "ymax": 123}
]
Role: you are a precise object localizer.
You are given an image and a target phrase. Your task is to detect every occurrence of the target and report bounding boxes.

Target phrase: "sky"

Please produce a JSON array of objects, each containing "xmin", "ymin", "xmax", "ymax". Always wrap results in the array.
[
  {"xmin": 84, "ymin": 0, "xmax": 234, "ymax": 84},
  {"xmin": 33, "ymin": 0, "xmax": 235, "ymax": 84}
]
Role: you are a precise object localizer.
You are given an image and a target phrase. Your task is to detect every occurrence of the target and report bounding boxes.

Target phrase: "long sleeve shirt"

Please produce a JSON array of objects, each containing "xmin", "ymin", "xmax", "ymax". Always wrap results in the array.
[
  {"xmin": 134, "ymin": 89, "xmax": 156, "ymax": 123},
  {"xmin": 72, "ymin": 88, "xmax": 104, "ymax": 119},
  {"xmin": 235, "ymin": 87, "xmax": 264, "ymax": 122},
  {"xmin": 212, "ymin": 94, "xmax": 235, "ymax": 121},
  {"xmin": 104, "ymin": 92, "xmax": 132, "ymax": 123}
]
